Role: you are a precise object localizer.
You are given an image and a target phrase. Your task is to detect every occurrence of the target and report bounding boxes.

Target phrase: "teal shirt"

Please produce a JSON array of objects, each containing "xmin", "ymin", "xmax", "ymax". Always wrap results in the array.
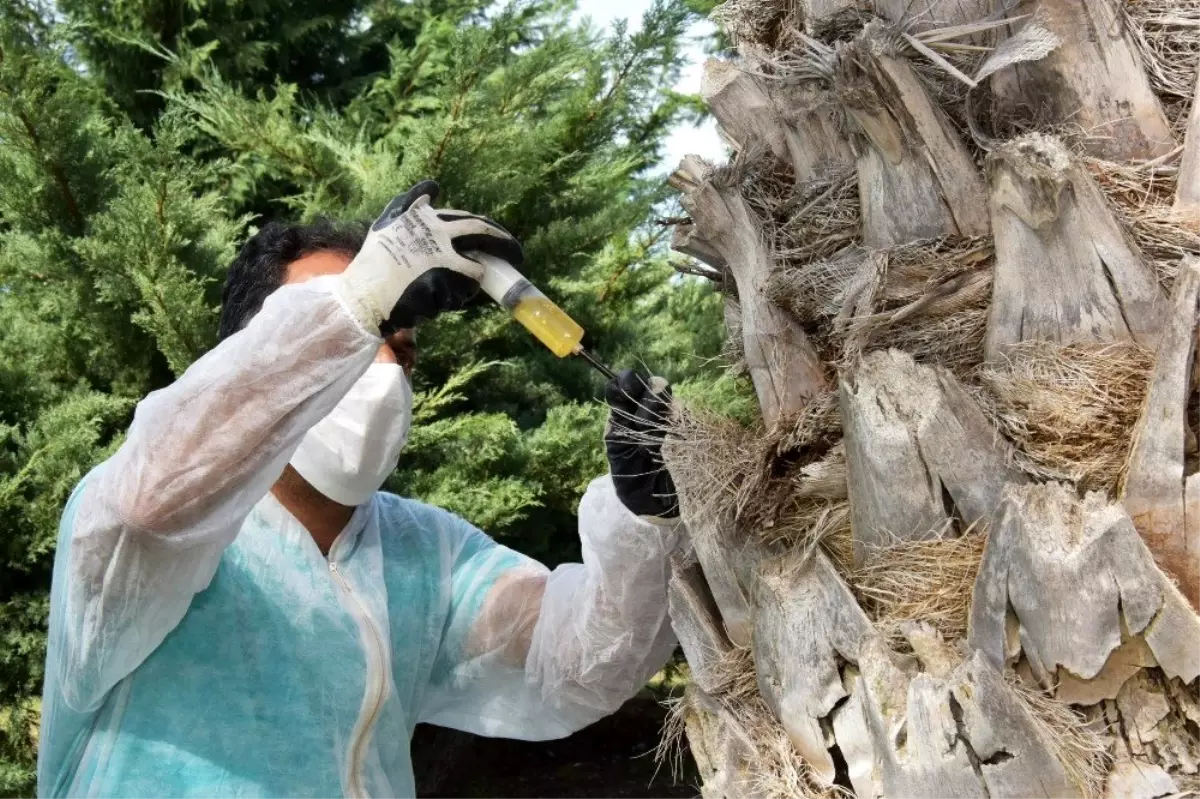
[{"xmin": 38, "ymin": 476, "xmax": 536, "ymax": 798}]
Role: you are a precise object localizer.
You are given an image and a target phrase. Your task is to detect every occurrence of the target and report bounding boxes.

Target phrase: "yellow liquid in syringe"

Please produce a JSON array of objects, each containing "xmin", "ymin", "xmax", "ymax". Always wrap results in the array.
[{"xmin": 510, "ymin": 297, "xmax": 585, "ymax": 358}]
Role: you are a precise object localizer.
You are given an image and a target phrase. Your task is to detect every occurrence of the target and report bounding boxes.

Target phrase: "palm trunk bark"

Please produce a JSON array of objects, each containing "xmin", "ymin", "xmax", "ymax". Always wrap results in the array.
[{"xmin": 665, "ymin": 1, "xmax": 1199, "ymax": 796}]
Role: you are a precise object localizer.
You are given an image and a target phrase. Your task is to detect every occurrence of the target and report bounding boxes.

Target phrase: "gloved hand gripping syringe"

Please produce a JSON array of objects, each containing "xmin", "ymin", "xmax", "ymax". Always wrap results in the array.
[
  {"xmin": 474, "ymin": 254, "xmax": 675, "ymax": 522},
  {"xmin": 473, "ymin": 253, "xmax": 617, "ymax": 380}
]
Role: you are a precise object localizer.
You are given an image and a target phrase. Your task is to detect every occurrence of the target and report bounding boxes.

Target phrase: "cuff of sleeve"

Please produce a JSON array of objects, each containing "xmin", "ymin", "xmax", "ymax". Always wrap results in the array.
[
  {"xmin": 637, "ymin": 513, "xmax": 683, "ymax": 529},
  {"xmin": 583, "ymin": 475, "xmax": 682, "ymax": 539},
  {"xmin": 323, "ymin": 274, "xmax": 384, "ymax": 339}
]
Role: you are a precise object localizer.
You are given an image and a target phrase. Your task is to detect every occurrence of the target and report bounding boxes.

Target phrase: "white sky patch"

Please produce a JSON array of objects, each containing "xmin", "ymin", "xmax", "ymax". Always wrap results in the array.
[{"xmin": 574, "ymin": 0, "xmax": 727, "ymax": 173}]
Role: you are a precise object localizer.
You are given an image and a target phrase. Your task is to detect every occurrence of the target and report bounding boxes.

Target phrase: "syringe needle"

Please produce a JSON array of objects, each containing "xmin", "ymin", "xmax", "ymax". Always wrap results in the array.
[{"xmin": 575, "ymin": 346, "xmax": 617, "ymax": 380}]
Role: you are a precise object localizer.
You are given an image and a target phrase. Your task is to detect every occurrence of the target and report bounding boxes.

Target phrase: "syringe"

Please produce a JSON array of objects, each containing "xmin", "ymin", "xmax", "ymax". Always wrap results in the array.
[{"xmin": 474, "ymin": 253, "xmax": 617, "ymax": 380}]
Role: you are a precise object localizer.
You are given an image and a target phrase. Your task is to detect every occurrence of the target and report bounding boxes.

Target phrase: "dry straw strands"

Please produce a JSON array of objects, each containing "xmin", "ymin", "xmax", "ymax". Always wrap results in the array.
[
  {"xmin": 665, "ymin": 394, "xmax": 843, "ymax": 534},
  {"xmin": 1087, "ymin": 156, "xmax": 1200, "ymax": 290},
  {"xmin": 1002, "ymin": 671, "xmax": 1113, "ymax": 798},
  {"xmin": 980, "ymin": 340, "xmax": 1155, "ymax": 494},
  {"xmin": 850, "ymin": 523, "xmax": 987, "ymax": 645},
  {"xmin": 769, "ymin": 236, "xmax": 994, "ymax": 375},
  {"xmin": 658, "ymin": 647, "xmax": 847, "ymax": 799},
  {"xmin": 1124, "ymin": 0, "xmax": 1200, "ymax": 133}
]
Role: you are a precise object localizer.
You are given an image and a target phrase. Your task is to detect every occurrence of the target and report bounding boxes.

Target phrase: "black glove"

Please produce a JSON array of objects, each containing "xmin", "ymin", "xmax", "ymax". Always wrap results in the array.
[
  {"xmin": 374, "ymin": 180, "xmax": 524, "ymax": 334},
  {"xmin": 604, "ymin": 369, "xmax": 679, "ymax": 520}
]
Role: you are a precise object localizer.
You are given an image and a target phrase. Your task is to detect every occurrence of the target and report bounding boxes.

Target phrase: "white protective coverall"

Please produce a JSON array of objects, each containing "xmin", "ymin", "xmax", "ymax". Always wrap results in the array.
[{"xmin": 37, "ymin": 275, "xmax": 681, "ymax": 798}]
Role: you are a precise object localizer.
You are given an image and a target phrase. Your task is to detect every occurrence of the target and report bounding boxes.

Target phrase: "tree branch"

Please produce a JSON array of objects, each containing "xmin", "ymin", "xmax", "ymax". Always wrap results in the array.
[
  {"xmin": 672, "ymin": 260, "xmax": 725, "ymax": 284},
  {"xmin": 16, "ymin": 107, "xmax": 83, "ymax": 233}
]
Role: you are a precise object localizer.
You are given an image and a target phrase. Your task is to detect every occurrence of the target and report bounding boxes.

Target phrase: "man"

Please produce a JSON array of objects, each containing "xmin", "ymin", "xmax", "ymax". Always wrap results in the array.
[{"xmin": 37, "ymin": 182, "xmax": 682, "ymax": 798}]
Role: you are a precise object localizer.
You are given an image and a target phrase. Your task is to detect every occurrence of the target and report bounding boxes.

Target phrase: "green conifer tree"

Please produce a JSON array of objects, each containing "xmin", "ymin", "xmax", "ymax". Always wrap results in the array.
[{"xmin": 0, "ymin": 0, "xmax": 732, "ymax": 791}]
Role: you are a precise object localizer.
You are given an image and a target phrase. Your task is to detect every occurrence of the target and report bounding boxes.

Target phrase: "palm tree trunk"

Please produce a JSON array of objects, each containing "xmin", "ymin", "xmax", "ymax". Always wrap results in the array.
[{"xmin": 663, "ymin": 1, "xmax": 1200, "ymax": 796}]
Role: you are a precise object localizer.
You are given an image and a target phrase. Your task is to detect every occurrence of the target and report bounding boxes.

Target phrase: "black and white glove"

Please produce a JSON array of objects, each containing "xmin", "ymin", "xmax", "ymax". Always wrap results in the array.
[
  {"xmin": 604, "ymin": 369, "xmax": 679, "ymax": 521},
  {"xmin": 338, "ymin": 180, "xmax": 523, "ymax": 334}
]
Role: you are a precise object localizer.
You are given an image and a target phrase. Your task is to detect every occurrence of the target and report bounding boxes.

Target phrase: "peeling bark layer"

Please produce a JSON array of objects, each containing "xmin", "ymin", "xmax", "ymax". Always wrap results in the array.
[
  {"xmin": 796, "ymin": 0, "xmax": 995, "ymax": 35},
  {"xmin": 1175, "ymin": 71, "xmax": 1200, "ymax": 227},
  {"xmin": 969, "ymin": 483, "xmax": 1200, "ymax": 685},
  {"xmin": 836, "ymin": 24, "xmax": 989, "ymax": 247},
  {"xmin": 1109, "ymin": 672, "xmax": 1200, "ymax": 779},
  {"xmin": 874, "ymin": 0, "xmax": 995, "ymax": 31},
  {"xmin": 702, "ymin": 59, "xmax": 852, "ymax": 185},
  {"xmin": 677, "ymin": 503, "xmax": 753, "ymax": 648},
  {"xmin": 669, "ymin": 558, "xmax": 735, "ymax": 694},
  {"xmin": 991, "ymin": 0, "xmax": 1175, "ymax": 162},
  {"xmin": 1122, "ymin": 258, "xmax": 1200, "ymax": 609},
  {"xmin": 683, "ymin": 686, "xmax": 758, "ymax": 799},
  {"xmin": 671, "ymin": 221, "xmax": 727, "ymax": 271},
  {"xmin": 752, "ymin": 551, "xmax": 872, "ymax": 784},
  {"xmin": 840, "ymin": 349, "xmax": 1023, "ymax": 563},
  {"xmin": 985, "ymin": 134, "xmax": 1167, "ymax": 359},
  {"xmin": 835, "ymin": 645, "xmax": 1079, "ymax": 798},
  {"xmin": 671, "ymin": 156, "xmax": 828, "ymax": 424}
]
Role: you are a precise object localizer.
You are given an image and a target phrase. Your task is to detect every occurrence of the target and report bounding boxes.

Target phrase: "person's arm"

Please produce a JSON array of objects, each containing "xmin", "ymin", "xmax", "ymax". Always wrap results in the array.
[
  {"xmin": 418, "ymin": 478, "xmax": 680, "ymax": 739},
  {"xmin": 419, "ymin": 371, "xmax": 682, "ymax": 739},
  {"xmin": 54, "ymin": 181, "xmax": 521, "ymax": 711},
  {"xmin": 57, "ymin": 278, "xmax": 380, "ymax": 711}
]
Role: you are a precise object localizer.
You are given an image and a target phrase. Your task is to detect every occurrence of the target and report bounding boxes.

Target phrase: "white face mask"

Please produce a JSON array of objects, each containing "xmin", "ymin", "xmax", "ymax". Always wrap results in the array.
[{"xmin": 291, "ymin": 362, "xmax": 413, "ymax": 506}]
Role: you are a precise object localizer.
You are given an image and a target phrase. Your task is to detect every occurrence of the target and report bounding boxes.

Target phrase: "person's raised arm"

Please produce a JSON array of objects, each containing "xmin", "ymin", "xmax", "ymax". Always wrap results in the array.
[
  {"xmin": 420, "ymin": 371, "xmax": 683, "ymax": 739},
  {"xmin": 53, "ymin": 181, "xmax": 522, "ymax": 711}
]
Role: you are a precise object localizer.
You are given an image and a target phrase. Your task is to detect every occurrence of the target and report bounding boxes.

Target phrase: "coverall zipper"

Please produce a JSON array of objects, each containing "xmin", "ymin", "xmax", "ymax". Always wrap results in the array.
[{"xmin": 330, "ymin": 560, "xmax": 388, "ymax": 799}]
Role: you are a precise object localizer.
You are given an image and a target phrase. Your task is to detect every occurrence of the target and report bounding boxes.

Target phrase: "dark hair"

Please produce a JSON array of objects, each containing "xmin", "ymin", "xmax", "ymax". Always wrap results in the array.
[{"xmin": 218, "ymin": 218, "xmax": 366, "ymax": 340}]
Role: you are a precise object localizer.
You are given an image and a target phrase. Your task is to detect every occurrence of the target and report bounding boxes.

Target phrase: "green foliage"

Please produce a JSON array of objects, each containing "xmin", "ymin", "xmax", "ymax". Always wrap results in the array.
[{"xmin": 0, "ymin": 0, "xmax": 731, "ymax": 791}]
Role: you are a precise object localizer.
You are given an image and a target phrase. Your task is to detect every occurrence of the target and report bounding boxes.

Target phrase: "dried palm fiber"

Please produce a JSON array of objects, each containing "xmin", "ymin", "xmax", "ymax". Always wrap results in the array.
[
  {"xmin": 1086, "ymin": 155, "xmax": 1200, "ymax": 290},
  {"xmin": 818, "ymin": 510, "xmax": 856, "ymax": 574},
  {"xmin": 769, "ymin": 237, "xmax": 994, "ymax": 376},
  {"xmin": 663, "ymin": 406, "xmax": 761, "ymax": 523},
  {"xmin": 755, "ymin": 435, "xmax": 851, "ymax": 564},
  {"xmin": 723, "ymin": 131, "xmax": 861, "ymax": 272},
  {"xmin": 710, "ymin": 0, "xmax": 803, "ymax": 50},
  {"xmin": 1001, "ymin": 670, "xmax": 1113, "ymax": 797},
  {"xmin": 656, "ymin": 651, "xmax": 756, "ymax": 782},
  {"xmin": 849, "ymin": 520, "xmax": 987, "ymax": 645},
  {"xmin": 1123, "ymin": 0, "xmax": 1200, "ymax": 135},
  {"xmin": 666, "ymin": 390, "xmax": 842, "ymax": 526},
  {"xmin": 655, "ymin": 692, "xmax": 690, "ymax": 785},
  {"xmin": 843, "ymin": 238, "xmax": 993, "ymax": 376},
  {"xmin": 979, "ymin": 340, "xmax": 1155, "ymax": 494},
  {"xmin": 660, "ymin": 647, "xmax": 847, "ymax": 799},
  {"xmin": 846, "ymin": 286, "xmax": 989, "ymax": 378},
  {"xmin": 767, "ymin": 246, "xmax": 866, "ymax": 328},
  {"xmin": 705, "ymin": 50, "xmax": 856, "ymax": 254},
  {"xmin": 760, "ymin": 487, "xmax": 851, "ymax": 562},
  {"xmin": 708, "ymin": 0, "xmax": 875, "ymax": 46},
  {"xmin": 772, "ymin": 166, "xmax": 860, "ymax": 268},
  {"xmin": 733, "ymin": 392, "xmax": 842, "ymax": 531}
]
